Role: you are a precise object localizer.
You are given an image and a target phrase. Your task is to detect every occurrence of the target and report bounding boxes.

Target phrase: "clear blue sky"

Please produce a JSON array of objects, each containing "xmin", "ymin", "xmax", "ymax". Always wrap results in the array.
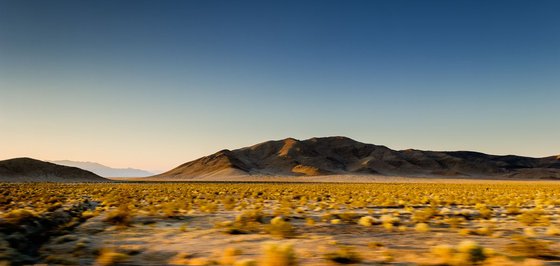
[{"xmin": 1, "ymin": 0, "xmax": 559, "ymax": 171}]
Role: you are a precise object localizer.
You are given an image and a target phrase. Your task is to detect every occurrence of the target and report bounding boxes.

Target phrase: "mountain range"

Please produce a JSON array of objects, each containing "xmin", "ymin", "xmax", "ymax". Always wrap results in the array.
[
  {"xmin": 50, "ymin": 160, "xmax": 154, "ymax": 177},
  {"xmin": 2, "ymin": 137, "xmax": 559, "ymax": 182},
  {"xmin": 150, "ymin": 136, "xmax": 560, "ymax": 180}
]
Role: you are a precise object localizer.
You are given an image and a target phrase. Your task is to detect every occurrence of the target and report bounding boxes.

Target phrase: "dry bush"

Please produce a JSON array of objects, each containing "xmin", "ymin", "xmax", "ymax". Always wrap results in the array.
[
  {"xmin": 429, "ymin": 240, "xmax": 490, "ymax": 265},
  {"xmin": 265, "ymin": 217, "xmax": 296, "ymax": 238},
  {"xmin": 220, "ymin": 247, "xmax": 242, "ymax": 265},
  {"xmin": 412, "ymin": 208, "xmax": 436, "ymax": 223},
  {"xmin": 96, "ymin": 248, "xmax": 129, "ymax": 266},
  {"xmin": 415, "ymin": 222, "xmax": 430, "ymax": 233},
  {"xmin": 260, "ymin": 242, "xmax": 297, "ymax": 266},
  {"xmin": 358, "ymin": 216, "xmax": 377, "ymax": 227},
  {"xmin": 517, "ymin": 209, "xmax": 550, "ymax": 226},
  {"xmin": 103, "ymin": 206, "xmax": 133, "ymax": 226},
  {"xmin": 506, "ymin": 235, "xmax": 559, "ymax": 259}
]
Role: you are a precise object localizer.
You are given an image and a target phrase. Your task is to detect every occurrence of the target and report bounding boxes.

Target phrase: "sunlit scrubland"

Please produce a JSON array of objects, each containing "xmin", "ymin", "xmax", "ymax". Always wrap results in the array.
[{"xmin": 1, "ymin": 182, "xmax": 560, "ymax": 265}]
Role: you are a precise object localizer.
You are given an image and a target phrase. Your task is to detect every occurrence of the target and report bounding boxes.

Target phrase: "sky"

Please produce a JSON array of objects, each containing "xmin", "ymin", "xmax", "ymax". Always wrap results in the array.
[{"xmin": 1, "ymin": 0, "xmax": 559, "ymax": 171}]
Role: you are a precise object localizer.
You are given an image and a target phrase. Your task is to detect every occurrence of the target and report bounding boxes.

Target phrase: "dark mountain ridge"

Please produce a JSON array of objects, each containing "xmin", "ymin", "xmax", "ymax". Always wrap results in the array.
[{"xmin": 0, "ymin": 158, "xmax": 109, "ymax": 182}]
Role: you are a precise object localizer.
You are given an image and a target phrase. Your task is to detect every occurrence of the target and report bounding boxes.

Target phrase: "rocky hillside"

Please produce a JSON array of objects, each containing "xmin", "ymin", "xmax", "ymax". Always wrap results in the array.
[
  {"xmin": 0, "ymin": 158, "xmax": 109, "ymax": 182},
  {"xmin": 151, "ymin": 137, "xmax": 560, "ymax": 179}
]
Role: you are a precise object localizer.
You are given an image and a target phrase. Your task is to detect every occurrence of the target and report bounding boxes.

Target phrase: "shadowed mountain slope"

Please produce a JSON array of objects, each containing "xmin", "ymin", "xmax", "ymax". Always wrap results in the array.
[
  {"xmin": 150, "ymin": 137, "xmax": 560, "ymax": 180},
  {"xmin": 0, "ymin": 158, "xmax": 109, "ymax": 182}
]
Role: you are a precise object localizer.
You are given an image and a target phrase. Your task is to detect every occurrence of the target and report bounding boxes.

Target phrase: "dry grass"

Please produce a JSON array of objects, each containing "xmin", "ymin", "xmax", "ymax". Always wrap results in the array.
[{"xmin": 1, "ymin": 182, "xmax": 560, "ymax": 265}]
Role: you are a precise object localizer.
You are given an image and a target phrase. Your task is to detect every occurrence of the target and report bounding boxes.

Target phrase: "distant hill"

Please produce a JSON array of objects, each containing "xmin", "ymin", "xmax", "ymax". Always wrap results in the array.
[
  {"xmin": 149, "ymin": 137, "xmax": 560, "ymax": 180},
  {"xmin": 0, "ymin": 158, "xmax": 108, "ymax": 182},
  {"xmin": 51, "ymin": 160, "xmax": 154, "ymax": 178}
]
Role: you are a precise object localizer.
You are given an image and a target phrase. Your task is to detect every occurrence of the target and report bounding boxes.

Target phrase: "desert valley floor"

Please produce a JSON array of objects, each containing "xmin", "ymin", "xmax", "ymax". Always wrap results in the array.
[{"xmin": 2, "ymin": 180, "xmax": 560, "ymax": 266}]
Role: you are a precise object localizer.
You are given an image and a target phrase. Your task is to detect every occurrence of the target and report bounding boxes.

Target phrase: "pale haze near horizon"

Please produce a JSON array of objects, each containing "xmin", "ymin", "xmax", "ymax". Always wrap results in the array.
[{"xmin": 1, "ymin": 1, "xmax": 559, "ymax": 171}]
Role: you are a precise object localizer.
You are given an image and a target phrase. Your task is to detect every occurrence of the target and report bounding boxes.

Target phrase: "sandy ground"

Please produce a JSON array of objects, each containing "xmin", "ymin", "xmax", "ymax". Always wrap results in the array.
[{"xmin": 40, "ymin": 202, "xmax": 560, "ymax": 265}]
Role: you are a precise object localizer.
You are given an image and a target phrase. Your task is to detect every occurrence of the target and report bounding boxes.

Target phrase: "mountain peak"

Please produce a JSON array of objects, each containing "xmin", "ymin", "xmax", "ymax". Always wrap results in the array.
[{"xmin": 309, "ymin": 136, "xmax": 358, "ymax": 143}]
